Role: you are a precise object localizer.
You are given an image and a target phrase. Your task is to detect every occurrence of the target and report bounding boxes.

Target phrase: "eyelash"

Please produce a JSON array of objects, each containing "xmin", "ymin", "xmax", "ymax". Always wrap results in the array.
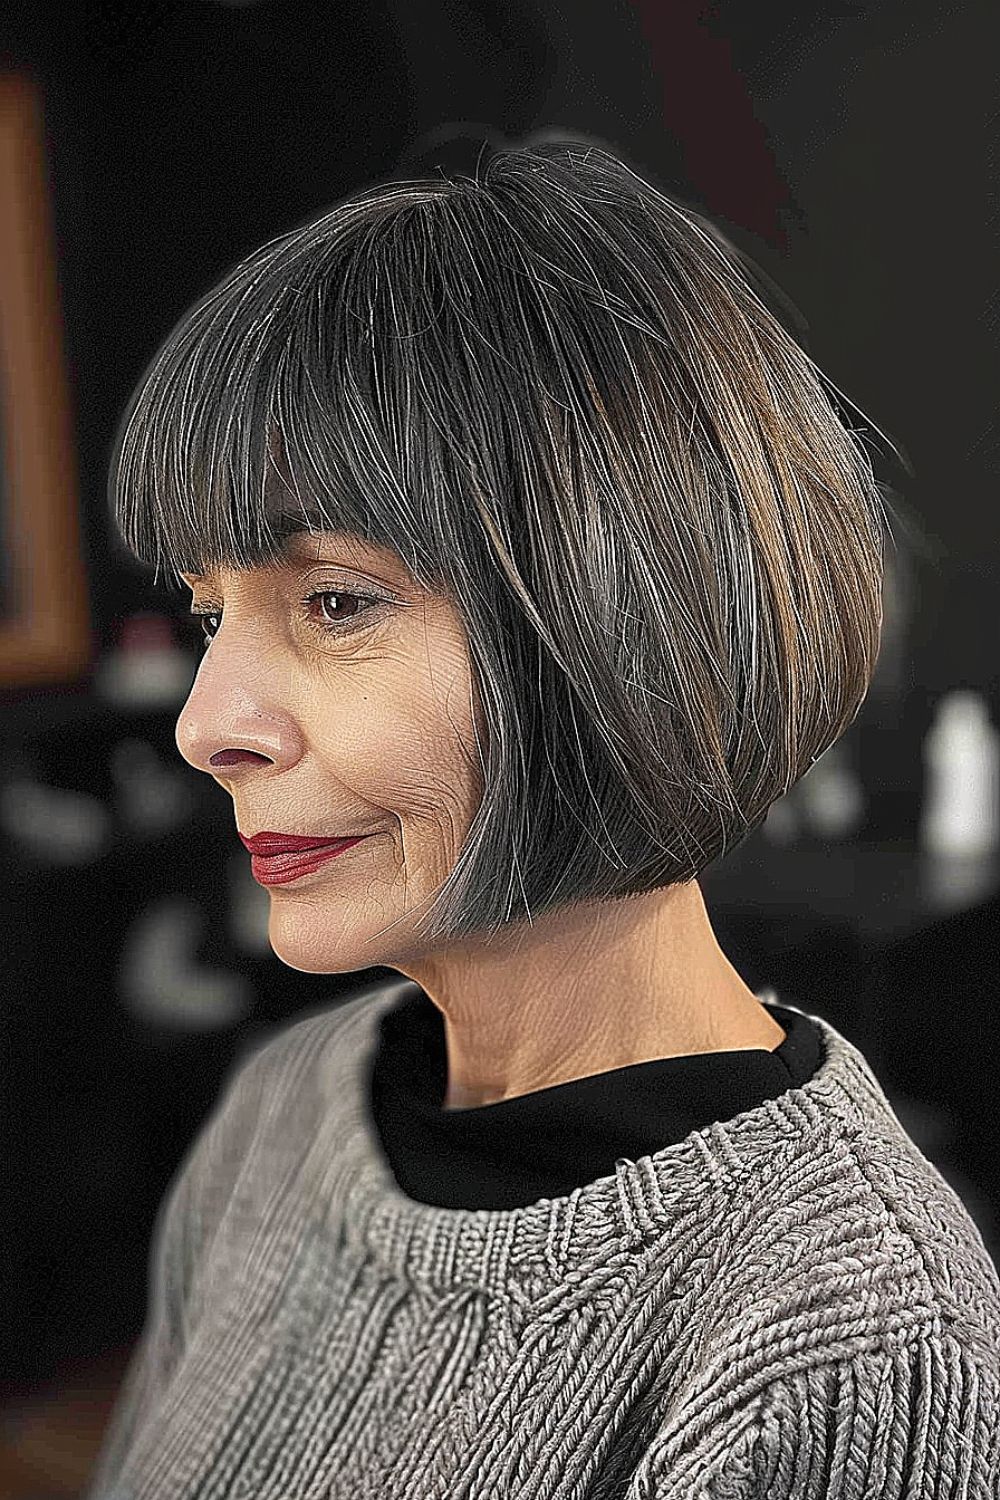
[{"xmin": 190, "ymin": 586, "xmax": 392, "ymax": 647}]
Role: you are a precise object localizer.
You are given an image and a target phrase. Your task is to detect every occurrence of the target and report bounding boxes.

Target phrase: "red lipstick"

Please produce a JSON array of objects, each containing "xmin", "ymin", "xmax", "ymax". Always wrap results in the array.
[
  {"xmin": 240, "ymin": 831, "xmax": 367, "ymax": 855},
  {"xmin": 239, "ymin": 831, "xmax": 370, "ymax": 886}
]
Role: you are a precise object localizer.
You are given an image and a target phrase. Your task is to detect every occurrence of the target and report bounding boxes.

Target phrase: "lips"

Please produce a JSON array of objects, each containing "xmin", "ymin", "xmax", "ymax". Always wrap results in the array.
[{"xmin": 239, "ymin": 832, "xmax": 362, "ymax": 855}]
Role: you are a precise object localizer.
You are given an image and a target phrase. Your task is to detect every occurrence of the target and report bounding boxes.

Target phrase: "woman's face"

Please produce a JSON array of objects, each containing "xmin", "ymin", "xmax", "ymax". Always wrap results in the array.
[{"xmin": 175, "ymin": 532, "xmax": 486, "ymax": 972}]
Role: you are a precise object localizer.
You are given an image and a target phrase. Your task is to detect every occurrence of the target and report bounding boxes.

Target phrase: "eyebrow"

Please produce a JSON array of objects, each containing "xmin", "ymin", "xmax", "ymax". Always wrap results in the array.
[
  {"xmin": 279, "ymin": 524, "xmax": 406, "ymax": 572},
  {"xmin": 279, "ymin": 528, "xmax": 335, "ymax": 557},
  {"xmin": 179, "ymin": 522, "xmax": 401, "ymax": 583}
]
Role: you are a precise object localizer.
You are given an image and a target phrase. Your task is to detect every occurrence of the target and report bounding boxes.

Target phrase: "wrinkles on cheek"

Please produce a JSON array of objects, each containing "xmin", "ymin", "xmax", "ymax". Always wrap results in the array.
[{"xmin": 397, "ymin": 765, "xmax": 477, "ymax": 860}]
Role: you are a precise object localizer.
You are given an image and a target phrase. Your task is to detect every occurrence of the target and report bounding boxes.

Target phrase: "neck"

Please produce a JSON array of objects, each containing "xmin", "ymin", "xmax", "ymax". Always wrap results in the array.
[{"xmin": 390, "ymin": 880, "xmax": 786, "ymax": 1110}]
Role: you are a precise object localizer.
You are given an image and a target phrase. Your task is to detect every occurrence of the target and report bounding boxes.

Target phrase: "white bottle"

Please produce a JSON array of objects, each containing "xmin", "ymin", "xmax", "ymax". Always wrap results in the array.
[
  {"xmin": 96, "ymin": 612, "xmax": 197, "ymax": 709},
  {"xmin": 920, "ymin": 690, "xmax": 1000, "ymax": 859}
]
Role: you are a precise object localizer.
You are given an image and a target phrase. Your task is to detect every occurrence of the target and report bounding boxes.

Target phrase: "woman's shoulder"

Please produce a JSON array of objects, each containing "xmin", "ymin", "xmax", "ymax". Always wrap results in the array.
[
  {"xmin": 712, "ymin": 1025, "xmax": 1000, "ymax": 1378},
  {"xmin": 219, "ymin": 975, "xmax": 407, "ymax": 1120},
  {"xmin": 235, "ymin": 977, "xmax": 389, "ymax": 1068},
  {"xmin": 167, "ymin": 978, "xmax": 404, "ymax": 1249}
]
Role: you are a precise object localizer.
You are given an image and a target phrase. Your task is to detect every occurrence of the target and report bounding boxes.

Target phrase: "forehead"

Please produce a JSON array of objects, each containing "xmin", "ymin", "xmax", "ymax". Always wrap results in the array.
[{"xmin": 180, "ymin": 523, "xmax": 409, "ymax": 583}]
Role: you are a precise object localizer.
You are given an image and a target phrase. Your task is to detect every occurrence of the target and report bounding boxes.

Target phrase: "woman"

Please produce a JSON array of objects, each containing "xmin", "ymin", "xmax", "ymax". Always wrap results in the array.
[{"xmin": 88, "ymin": 143, "xmax": 999, "ymax": 1498}]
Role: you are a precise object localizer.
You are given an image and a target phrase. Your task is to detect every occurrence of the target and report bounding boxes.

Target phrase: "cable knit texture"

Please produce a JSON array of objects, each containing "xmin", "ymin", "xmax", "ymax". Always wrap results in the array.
[{"xmin": 87, "ymin": 979, "xmax": 1000, "ymax": 1498}]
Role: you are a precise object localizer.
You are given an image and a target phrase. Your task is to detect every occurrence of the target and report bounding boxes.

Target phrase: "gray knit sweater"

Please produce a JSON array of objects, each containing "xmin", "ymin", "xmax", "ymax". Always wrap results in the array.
[{"xmin": 87, "ymin": 979, "xmax": 1000, "ymax": 1498}]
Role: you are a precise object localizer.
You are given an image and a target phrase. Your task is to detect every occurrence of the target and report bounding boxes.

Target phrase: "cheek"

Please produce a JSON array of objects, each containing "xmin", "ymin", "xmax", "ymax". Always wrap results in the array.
[
  {"xmin": 379, "ymin": 717, "xmax": 481, "ymax": 825},
  {"xmin": 316, "ymin": 677, "xmax": 482, "ymax": 824}
]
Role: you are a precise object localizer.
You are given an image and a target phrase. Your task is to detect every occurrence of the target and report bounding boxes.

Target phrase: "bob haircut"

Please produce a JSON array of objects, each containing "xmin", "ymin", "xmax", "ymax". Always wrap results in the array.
[{"xmin": 110, "ymin": 140, "xmax": 891, "ymax": 944}]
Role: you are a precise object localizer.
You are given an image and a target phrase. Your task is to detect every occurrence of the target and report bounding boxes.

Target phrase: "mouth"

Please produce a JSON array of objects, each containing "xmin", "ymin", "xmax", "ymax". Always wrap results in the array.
[
  {"xmin": 247, "ymin": 836, "xmax": 370, "ymax": 886},
  {"xmin": 239, "ymin": 832, "xmax": 369, "ymax": 856}
]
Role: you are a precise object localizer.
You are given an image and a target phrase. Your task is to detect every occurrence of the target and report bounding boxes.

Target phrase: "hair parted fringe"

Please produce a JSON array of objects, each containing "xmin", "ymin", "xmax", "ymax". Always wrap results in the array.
[{"xmin": 109, "ymin": 139, "xmax": 894, "ymax": 943}]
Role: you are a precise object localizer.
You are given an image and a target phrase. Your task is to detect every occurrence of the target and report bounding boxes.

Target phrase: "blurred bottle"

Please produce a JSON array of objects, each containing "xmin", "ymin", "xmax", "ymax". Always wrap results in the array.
[
  {"xmin": 0, "ymin": 758, "xmax": 113, "ymax": 865},
  {"xmin": 920, "ymin": 690, "xmax": 999, "ymax": 859},
  {"xmin": 95, "ymin": 611, "xmax": 196, "ymax": 710},
  {"xmin": 919, "ymin": 689, "xmax": 999, "ymax": 916},
  {"xmin": 110, "ymin": 737, "xmax": 195, "ymax": 838},
  {"xmin": 118, "ymin": 893, "xmax": 254, "ymax": 1032},
  {"xmin": 796, "ymin": 739, "xmax": 867, "ymax": 841}
]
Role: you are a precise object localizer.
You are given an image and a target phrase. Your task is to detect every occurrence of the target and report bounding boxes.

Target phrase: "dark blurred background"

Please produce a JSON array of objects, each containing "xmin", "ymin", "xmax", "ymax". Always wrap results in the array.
[{"xmin": 0, "ymin": 2, "xmax": 997, "ymax": 1492}]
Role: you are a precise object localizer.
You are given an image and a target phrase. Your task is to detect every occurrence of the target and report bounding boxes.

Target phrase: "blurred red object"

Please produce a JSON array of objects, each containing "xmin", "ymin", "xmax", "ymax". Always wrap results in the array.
[{"xmin": 0, "ymin": 1343, "xmax": 134, "ymax": 1499}]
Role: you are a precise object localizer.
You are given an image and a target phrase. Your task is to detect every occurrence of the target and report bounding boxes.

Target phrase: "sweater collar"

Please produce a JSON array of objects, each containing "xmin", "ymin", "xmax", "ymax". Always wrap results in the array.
[{"xmin": 318, "ymin": 979, "xmax": 883, "ymax": 1297}]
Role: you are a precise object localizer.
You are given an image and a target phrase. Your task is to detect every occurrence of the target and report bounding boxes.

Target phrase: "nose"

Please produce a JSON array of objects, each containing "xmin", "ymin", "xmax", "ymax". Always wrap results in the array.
[
  {"xmin": 175, "ymin": 650, "xmax": 297, "ymax": 779},
  {"xmin": 176, "ymin": 693, "xmax": 289, "ymax": 774},
  {"xmin": 172, "ymin": 580, "xmax": 307, "ymax": 778}
]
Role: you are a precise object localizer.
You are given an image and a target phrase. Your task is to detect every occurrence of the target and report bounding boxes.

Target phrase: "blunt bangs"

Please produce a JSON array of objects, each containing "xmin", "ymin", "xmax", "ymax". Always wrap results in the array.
[
  {"xmin": 109, "ymin": 141, "xmax": 893, "ymax": 943},
  {"xmin": 109, "ymin": 184, "xmax": 478, "ymax": 597}
]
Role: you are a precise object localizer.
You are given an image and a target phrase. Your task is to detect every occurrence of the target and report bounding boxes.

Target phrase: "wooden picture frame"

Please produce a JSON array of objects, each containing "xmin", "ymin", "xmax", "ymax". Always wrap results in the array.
[{"xmin": 0, "ymin": 72, "xmax": 91, "ymax": 687}]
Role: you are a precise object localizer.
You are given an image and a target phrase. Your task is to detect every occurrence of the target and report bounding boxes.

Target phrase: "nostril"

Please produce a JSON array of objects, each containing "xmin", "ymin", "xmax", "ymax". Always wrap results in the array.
[{"xmin": 210, "ymin": 750, "xmax": 264, "ymax": 767}]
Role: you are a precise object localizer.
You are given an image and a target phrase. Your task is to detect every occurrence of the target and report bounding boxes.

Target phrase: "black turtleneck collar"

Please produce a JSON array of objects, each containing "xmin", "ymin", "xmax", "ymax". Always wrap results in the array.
[{"xmin": 368, "ymin": 985, "xmax": 824, "ymax": 1210}]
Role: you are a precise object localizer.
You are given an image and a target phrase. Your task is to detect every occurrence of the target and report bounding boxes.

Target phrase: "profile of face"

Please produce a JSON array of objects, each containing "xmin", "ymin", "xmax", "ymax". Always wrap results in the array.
[{"xmin": 175, "ymin": 532, "xmax": 487, "ymax": 975}]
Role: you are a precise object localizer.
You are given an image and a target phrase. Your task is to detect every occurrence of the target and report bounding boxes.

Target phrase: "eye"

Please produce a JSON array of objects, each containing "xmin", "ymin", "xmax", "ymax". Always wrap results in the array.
[{"xmin": 189, "ymin": 586, "xmax": 393, "ymax": 646}]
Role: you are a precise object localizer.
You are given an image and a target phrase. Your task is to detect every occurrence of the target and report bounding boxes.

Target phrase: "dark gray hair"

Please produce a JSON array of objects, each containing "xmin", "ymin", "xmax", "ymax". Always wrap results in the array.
[{"xmin": 110, "ymin": 141, "xmax": 891, "ymax": 943}]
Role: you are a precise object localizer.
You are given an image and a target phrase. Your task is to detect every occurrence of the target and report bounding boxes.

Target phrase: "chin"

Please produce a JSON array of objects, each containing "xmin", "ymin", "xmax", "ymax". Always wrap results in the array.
[{"xmin": 265, "ymin": 906, "xmax": 416, "ymax": 978}]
